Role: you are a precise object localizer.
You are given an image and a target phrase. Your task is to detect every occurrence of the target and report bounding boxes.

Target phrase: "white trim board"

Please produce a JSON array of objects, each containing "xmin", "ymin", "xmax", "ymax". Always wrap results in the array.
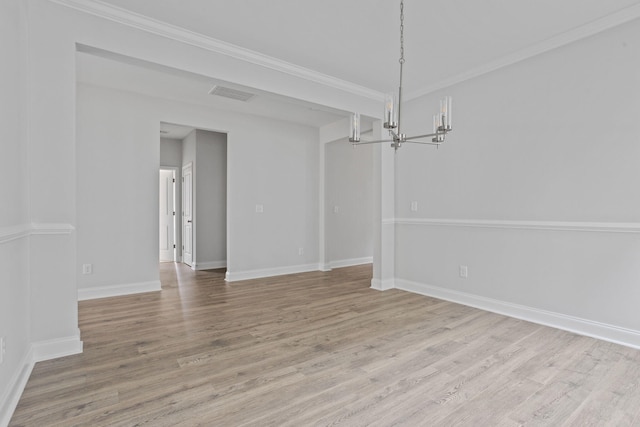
[
  {"xmin": 370, "ymin": 278, "xmax": 395, "ymax": 291},
  {"xmin": 225, "ymin": 263, "xmax": 321, "ymax": 282},
  {"xmin": 192, "ymin": 261, "xmax": 227, "ymax": 271},
  {"xmin": 0, "ymin": 224, "xmax": 31, "ymax": 245},
  {"xmin": 0, "ymin": 348, "xmax": 33, "ymax": 427},
  {"xmin": 31, "ymin": 331, "xmax": 84, "ymax": 363},
  {"xmin": 0, "ymin": 333, "xmax": 83, "ymax": 427},
  {"xmin": 329, "ymin": 256, "xmax": 373, "ymax": 269},
  {"xmin": 391, "ymin": 218, "xmax": 640, "ymax": 234},
  {"xmin": 78, "ymin": 280, "xmax": 161, "ymax": 301},
  {"xmin": 0, "ymin": 223, "xmax": 75, "ymax": 245},
  {"xmin": 31, "ymin": 223, "xmax": 75, "ymax": 235},
  {"xmin": 395, "ymin": 278, "xmax": 640, "ymax": 350}
]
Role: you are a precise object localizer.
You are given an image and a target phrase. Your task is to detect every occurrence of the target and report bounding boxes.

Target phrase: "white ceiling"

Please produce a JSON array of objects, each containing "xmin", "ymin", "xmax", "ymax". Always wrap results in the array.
[
  {"xmin": 91, "ymin": 0, "xmax": 640, "ymax": 95},
  {"xmin": 76, "ymin": 0, "xmax": 640, "ymax": 129}
]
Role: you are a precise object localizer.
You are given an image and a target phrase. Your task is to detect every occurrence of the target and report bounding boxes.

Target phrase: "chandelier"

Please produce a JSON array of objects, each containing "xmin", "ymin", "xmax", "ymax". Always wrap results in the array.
[{"xmin": 349, "ymin": 0, "xmax": 452, "ymax": 150}]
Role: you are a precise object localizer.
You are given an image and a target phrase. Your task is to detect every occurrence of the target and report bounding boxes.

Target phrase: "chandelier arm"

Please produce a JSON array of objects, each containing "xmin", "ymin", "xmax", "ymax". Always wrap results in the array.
[
  {"xmin": 351, "ymin": 139, "xmax": 395, "ymax": 145},
  {"xmin": 403, "ymin": 131, "xmax": 448, "ymax": 141},
  {"xmin": 404, "ymin": 140, "xmax": 442, "ymax": 146}
]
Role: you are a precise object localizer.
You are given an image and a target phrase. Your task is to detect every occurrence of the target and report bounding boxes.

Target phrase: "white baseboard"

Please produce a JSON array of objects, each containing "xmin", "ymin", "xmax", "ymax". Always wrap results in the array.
[
  {"xmin": 78, "ymin": 280, "xmax": 161, "ymax": 301},
  {"xmin": 319, "ymin": 263, "xmax": 332, "ymax": 272},
  {"xmin": 370, "ymin": 278, "xmax": 395, "ymax": 291},
  {"xmin": 395, "ymin": 278, "xmax": 640, "ymax": 350},
  {"xmin": 192, "ymin": 260, "xmax": 227, "ymax": 270},
  {"xmin": 0, "ymin": 332, "xmax": 83, "ymax": 426},
  {"xmin": 329, "ymin": 257, "xmax": 373, "ymax": 269},
  {"xmin": 0, "ymin": 348, "xmax": 34, "ymax": 427},
  {"xmin": 225, "ymin": 263, "xmax": 320, "ymax": 282},
  {"xmin": 31, "ymin": 331, "xmax": 84, "ymax": 362}
]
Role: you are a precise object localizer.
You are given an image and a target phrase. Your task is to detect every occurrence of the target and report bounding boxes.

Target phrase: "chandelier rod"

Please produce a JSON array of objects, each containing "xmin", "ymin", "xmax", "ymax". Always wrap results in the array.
[{"xmin": 397, "ymin": 0, "xmax": 405, "ymax": 136}]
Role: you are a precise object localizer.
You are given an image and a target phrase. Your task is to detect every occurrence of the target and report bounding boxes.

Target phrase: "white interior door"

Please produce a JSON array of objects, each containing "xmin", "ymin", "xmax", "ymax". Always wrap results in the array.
[
  {"xmin": 159, "ymin": 169, "xmax": 175, "ymax": 262},
  {"xmin": 182, "ymin": 163, "xmax": 193, "ymax": 267}
]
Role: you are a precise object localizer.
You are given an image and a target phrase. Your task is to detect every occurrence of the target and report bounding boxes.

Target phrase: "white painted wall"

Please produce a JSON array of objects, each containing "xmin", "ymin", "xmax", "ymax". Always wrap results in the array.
[
  {"xmin": 77, "ymin": 83, "xmax": 320, "ymax": 289},
  {"xmin": 76, "ymin": 84, "xmax": 161, "ymax": 296},
  {"xmin": 0, "ymin": 1, "xmax": 31, "ymax": 421},
  {"xmin": 325, "ymin": 139, "xmax": 374, "ymax": 267},
  {"xmin": 160, "ymin": 137, "xmax": 183, "ymax": 167},
  {"xmin": 26, "ymin": 0, "xmax": 80, "ymax": 353},
  {"xmin": 394, "ymin": 18, "xmax": 640, "ymax": 344},
  {"xmin": 225, "ymin": 116, "xmax": 320, "ymax": 280}
]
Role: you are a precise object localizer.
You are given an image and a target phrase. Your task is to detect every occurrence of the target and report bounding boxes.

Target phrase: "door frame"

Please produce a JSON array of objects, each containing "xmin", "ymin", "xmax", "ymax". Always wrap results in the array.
[{"xmin": 182, "ymin": 162, "xmax": 194, "ymax": 267}]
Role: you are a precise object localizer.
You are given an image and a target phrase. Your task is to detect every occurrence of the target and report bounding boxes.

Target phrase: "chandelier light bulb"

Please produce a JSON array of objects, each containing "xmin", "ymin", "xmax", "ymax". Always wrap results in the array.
[
  {"xmin": 384, "ymin": 93, "xmax": 398, "ymax": 129},
  {"xmin": 349, "ymin": 113, "xmax": 361, "ymax": 143}
]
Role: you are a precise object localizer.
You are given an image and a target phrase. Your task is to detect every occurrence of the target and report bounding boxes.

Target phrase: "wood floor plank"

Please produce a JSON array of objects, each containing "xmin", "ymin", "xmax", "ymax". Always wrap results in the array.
[{"xmin": 9, "ymin": 263, "xmax": 640, "ymax": 426}]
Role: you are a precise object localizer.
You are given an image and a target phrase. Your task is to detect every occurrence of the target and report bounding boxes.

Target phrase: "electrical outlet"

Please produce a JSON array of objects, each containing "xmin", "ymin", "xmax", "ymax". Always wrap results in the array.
[
  {"xmin": 0, "ymin": 337, "xmax": 5, "ymax": 364},
  {"xmin": 255, "ymin": 204, "xmax": 264, "ymax": 213},
  {"xmin": 82, "ymin": 264, "xmax": 92, "ymax": 275},
  {"xmin": 410, "ymin": 201, "xmax": 418, "ymax": 212},
  {"xmin": 459, "ymin": 265, "xmax": 468, "ymax": 279},
  {"xmin": 298, "ymin": 247, "xmax": 304, "ymax": 256},
  {"xmin": 333, "ymin": 206, "xmax": 339, "ymax": 213}
]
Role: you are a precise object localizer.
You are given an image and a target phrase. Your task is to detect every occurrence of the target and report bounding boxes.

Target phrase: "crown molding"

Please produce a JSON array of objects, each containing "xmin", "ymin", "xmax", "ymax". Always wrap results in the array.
[
  {"xmin": 407, "ymin": 3, "xmax": 640, "ymax": 100},
  {"xmin": 47, "ymin": 0, "xmax": 640, "ymax": 104},
  {"xmin": 49, "ymin": 0, "xmax": 384, "ymax": 102}
]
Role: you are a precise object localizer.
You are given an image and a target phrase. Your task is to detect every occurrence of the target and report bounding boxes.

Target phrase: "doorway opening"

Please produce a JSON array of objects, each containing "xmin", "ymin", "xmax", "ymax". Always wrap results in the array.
[
  {"xmin": 159, "ymin": 168, "xmax": 178, "ymax": 262},
  {"xmin": 160, "ymin": 123, "xmax": 227, "ymax": 271}
]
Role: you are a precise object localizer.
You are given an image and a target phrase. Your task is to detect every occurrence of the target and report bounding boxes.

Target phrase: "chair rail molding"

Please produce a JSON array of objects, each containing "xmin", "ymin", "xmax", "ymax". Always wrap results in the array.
[
  {"xmin": 391, "ymin": 218, "xmax": 640, "ymax": 234},
  {"xmin": 0, "ymin": 224, "xmax": 31, "ymax": 245},
  {"xmin": 0, "ymin": 223, "xmax": 75, "ymax": 245}
]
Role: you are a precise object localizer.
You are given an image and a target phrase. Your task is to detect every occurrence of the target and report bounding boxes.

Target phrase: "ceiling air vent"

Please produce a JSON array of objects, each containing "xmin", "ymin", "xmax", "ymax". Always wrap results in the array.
[{"xmin": 208, "ymin": 86, "xmax": 255, "ymax": 102}]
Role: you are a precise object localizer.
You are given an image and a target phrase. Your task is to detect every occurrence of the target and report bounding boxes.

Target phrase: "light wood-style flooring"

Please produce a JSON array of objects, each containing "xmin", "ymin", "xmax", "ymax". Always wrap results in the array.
[{"xmin": 10, "ymin": 263, "xmax": 640, "ymax": 426}]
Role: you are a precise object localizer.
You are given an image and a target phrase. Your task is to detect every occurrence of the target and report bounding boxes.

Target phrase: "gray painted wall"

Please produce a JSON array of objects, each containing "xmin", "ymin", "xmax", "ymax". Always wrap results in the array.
[
  {"xmin": 325, "ymin": 139, "xmax": 373, "ymax": 265},
  {"xmin": 394, "ymin": 17, "xmax": 640, "ymax": 336},
  {"xmin": 181, "ymin": 129, "xmax": 227, "ymax": 268},
  {"xmin": 160, "ymin": 137, "xmax": 182, "ymax": 168},
  {"xmin": 76, "ymin": 83, "xmax": 318, "ymax": 292}
]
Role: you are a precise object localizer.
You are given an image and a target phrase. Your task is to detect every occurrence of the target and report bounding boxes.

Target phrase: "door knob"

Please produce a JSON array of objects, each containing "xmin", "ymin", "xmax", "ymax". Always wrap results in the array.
[{"xmin": 187, "ymin": 220, "xmax": 192, "ymax": 223}]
